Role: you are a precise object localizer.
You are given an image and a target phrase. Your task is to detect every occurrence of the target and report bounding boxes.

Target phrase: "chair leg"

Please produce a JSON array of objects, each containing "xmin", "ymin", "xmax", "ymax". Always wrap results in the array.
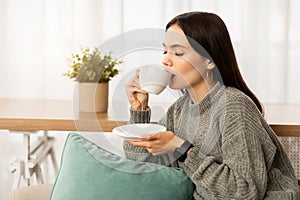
[
  {"xmin": 35, "ymin": 164, "xmax": 44, "ymax": 184},
  {"xmin": 10, "ymin": 160, "xmax": 24, "ymax": 189}
]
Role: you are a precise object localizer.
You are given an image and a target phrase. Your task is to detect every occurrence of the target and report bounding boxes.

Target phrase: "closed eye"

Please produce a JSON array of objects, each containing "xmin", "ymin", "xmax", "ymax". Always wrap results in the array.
[
  {"xmin": 163, "ymin": 50, "xmax": 184, "ymax": 56},
  {"xmin": 175, "ymin": 53, "xmax": 184, "ymax": 56}
]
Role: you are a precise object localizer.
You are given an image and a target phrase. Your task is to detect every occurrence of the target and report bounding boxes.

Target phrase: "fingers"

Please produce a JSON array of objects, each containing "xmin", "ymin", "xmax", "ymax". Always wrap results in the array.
[
  {"xmin": 135, "ymin": 69, "xmax": 140, "ymax": 77},
  {"xmin": 127, "ymin": 140, "xmax": 153, "ymax": 149},
  {"xmin": 126, "ymin": 70, "xmax": 147, "ymax": 95},
  {"xmin": 126, "ymin": 70, "xmax": 149, "ymax": 108},
  {"xmin": 134, "ymin": 88, "xmax": 148, "ymax": 93},
  {"xmin": 126, "ymin": 78, "xmax": 140, "ymax": 100},
  {"xmin": 127, "ymin": 77, "xmax": 139, "ymax": 90},
  {"xmin": 128, "ymin": 139, "xmax": 167, "ymax": 155},
  {"xmin": 130, "ymin": 69, "xmax": 140, "ymax": 87},
  {"xmin": 127, "ymin": 131, "xmax": 179, "ymax": 156},
  {"xmin": 127, "ymin": 133, "xmax": 161, "ymax": 149},
  {"xmin": 141, "ymin": 133, "xmax": 160, "ymax": 141},
  {"xmin": 132, "ymin": 75, "xmax": 140, "ymax": 87}
]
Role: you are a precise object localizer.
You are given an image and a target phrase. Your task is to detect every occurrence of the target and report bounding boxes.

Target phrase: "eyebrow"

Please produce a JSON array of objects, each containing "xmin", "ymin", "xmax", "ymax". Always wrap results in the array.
[{"xmin": 162, "ymin": 43, "xmax": 188, "ymax": 49}]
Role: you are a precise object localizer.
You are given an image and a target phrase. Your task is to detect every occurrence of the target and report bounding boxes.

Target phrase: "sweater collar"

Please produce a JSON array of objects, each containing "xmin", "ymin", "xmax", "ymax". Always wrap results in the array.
[{"xmin": 188, "ymin": 82, "xmax": 225, "ymax": 114}]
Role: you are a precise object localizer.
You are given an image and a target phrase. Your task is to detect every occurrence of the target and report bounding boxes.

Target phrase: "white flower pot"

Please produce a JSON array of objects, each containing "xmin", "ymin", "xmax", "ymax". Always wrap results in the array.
[{"xmin": 78, "ymin": 82, "xmax": 108, "ymax": 113}]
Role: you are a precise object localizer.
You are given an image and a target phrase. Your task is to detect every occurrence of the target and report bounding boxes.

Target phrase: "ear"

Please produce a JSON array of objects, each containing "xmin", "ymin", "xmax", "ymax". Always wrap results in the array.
[{"xmin": 207, "ymin": 59, "xmax": 215, "ymax": 70}]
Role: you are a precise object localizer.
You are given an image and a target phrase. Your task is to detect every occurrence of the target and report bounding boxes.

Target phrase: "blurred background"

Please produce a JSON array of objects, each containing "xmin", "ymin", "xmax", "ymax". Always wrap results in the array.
[
  {"xmin": 0, "ymin": 0, "xmax": 299, "ymax": 102},
  {"xmin": 0, "ymin": 0, "xmax": 300, "ymax": 198}
]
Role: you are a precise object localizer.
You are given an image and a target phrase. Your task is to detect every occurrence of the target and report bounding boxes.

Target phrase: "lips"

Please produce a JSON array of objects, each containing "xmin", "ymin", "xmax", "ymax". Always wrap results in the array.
[
  {"xmin": 164, "ymin": 68, "xmax": 176, "ymax": 81},
  {"xmin": 169, "ymin": 74, "xmax": 176, "ymax": 84}
]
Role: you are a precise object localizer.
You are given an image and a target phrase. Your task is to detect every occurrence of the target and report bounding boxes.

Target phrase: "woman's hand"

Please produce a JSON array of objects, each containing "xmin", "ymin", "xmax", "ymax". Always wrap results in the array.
[
  {"xmin": 126, "ymin": 69, "xmax": 149, "ymax": 110},
  {"xmin": 127, "ymin": 131, "xmax": 184, "ymax": 156}
]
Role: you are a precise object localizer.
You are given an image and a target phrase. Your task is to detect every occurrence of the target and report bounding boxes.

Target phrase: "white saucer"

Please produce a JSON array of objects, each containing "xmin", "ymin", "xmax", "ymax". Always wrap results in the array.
[{"xmin": 112, "ymin": 123, "xmax": 166, "ymax": 140}]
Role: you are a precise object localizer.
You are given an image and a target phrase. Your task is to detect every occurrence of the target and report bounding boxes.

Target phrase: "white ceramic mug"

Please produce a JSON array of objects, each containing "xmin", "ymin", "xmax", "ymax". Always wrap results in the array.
[{"xmin": 139, "ymin": 65, "xmax": 171, "ymax": 95}]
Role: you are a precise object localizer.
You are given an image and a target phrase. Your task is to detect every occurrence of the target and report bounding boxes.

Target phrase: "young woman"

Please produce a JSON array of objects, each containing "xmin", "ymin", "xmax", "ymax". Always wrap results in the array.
[{"xmin": 124, "ymin": 11, "xmax": 298, "ymax": 199}]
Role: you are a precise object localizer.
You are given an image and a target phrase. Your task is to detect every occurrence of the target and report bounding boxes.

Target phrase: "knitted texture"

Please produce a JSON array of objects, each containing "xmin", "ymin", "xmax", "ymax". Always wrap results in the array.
[{"xmin": 123, "ymin": 82, "xmax": 298, "ymax": 199}]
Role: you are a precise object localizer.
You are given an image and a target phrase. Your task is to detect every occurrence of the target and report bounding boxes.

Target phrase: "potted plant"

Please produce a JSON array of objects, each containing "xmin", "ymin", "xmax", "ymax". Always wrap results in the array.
[{"xmin": 64, "ymin": 47, "xmax": 121, "ymax": 112}]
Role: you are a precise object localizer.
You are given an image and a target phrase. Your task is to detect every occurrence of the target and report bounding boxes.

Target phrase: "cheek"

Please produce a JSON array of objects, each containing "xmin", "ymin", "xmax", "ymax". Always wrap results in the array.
[
  {"xmin": 169, "ymin": 61, "xmax": 202, "ymax": 89},
  {"xmin": 169, "ymin": 54, "xmax": 207, "ymax": 89},
  {"xmin": 175, "ymin": 60, "xmax": 203, "ymax": 81}
]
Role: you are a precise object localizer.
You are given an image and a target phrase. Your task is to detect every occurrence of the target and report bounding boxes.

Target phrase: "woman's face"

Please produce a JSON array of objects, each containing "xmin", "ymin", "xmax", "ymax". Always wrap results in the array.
[{"xmin": 162, "ymin": 24, "xmax": 210, "ymax": 90}]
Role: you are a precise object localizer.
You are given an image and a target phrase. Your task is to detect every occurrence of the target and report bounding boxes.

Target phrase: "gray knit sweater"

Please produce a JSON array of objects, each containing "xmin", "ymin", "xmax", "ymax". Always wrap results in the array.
[{"xmin": 123, "ymin": 82, "xmax": 298, "ymax": 199}]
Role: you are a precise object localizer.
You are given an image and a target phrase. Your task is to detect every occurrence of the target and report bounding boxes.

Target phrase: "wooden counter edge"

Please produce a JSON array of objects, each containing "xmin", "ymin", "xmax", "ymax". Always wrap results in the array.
[
  {"xmin": 0, "ymin": 118, "xmax": 127, "ymax": 132},
  {"xmin": 1, "ymin": 118, "xmax": 300, "ymax": 137},
  {"xmin": 270, "ymin": 125, "xmax": 300, "ymax": 137}
]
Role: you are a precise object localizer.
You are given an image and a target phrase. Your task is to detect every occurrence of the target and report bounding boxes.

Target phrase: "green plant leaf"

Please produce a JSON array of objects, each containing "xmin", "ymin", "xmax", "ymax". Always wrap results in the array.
[{"xmin": 63, "ymin": 47, "xmax": 122, "ymax": 83}]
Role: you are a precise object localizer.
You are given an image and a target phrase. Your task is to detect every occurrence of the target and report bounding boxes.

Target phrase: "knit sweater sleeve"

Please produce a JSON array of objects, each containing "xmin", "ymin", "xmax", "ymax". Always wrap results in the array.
[
  {"xmin": 128, "ymin": 107, "xmax": 151, "ymax": 124},
  {"xmin": 184, "ymin": 98, "xmax": 276, "ymax": 199},
  {"xmin": 123, "ymin": 106, "xmax": 176, "ymax": 166}
]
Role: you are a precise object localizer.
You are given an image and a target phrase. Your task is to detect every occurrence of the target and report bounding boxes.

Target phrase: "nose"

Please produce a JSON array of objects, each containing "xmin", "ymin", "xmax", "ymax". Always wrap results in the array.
[{"xmin": 162, "ymin": 53, "xmax": 172, "ymax": 67}]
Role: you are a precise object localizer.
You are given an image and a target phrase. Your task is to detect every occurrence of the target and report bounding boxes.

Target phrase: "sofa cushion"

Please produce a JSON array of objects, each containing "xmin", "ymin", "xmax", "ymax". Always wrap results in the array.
[{"xmin": 50, "ymin": 132, "xmax": 194, "ymax": 200}]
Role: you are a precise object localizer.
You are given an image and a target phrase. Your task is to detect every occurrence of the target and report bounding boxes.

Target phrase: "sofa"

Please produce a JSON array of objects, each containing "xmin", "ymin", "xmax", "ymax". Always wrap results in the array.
[
  {"xmin": 6, "ymin": 132, "xmax": 300, "ymax": 200},
  {"xmin": 6, "ymin": 184, "xmax": 52, "ymax": 200},
  {"xmin": 6, "ymin": 132, "xmax": 125, "ymax": 200}
]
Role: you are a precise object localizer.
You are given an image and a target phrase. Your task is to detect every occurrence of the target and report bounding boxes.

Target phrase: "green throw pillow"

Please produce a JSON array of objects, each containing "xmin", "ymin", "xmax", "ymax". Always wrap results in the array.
[{"xmin": 50, "ymin": 132, "xmax": 194, "ymax": 200}]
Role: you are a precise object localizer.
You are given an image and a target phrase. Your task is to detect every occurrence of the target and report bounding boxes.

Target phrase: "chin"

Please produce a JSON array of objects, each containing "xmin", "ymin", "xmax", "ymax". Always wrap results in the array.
[{"xmin": 169, "ymin": 83, "xmax": 185, "ymax": 90}]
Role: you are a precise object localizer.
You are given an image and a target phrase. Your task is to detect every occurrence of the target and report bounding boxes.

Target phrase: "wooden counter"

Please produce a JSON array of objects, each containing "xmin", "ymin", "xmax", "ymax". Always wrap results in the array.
[
  {"xmin": 0, "ymin": 98, "xmax": 300, "ymax": 136},
  {"xmin": 0, "ymin": 98, "xmax": 127, "ymax": 132}
]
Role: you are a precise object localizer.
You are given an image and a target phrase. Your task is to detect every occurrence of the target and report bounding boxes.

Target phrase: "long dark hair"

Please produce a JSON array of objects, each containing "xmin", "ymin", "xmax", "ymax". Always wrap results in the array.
[{"xmin": 166, "ymin": 11, "xmax": 263, "ymax": 114}]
